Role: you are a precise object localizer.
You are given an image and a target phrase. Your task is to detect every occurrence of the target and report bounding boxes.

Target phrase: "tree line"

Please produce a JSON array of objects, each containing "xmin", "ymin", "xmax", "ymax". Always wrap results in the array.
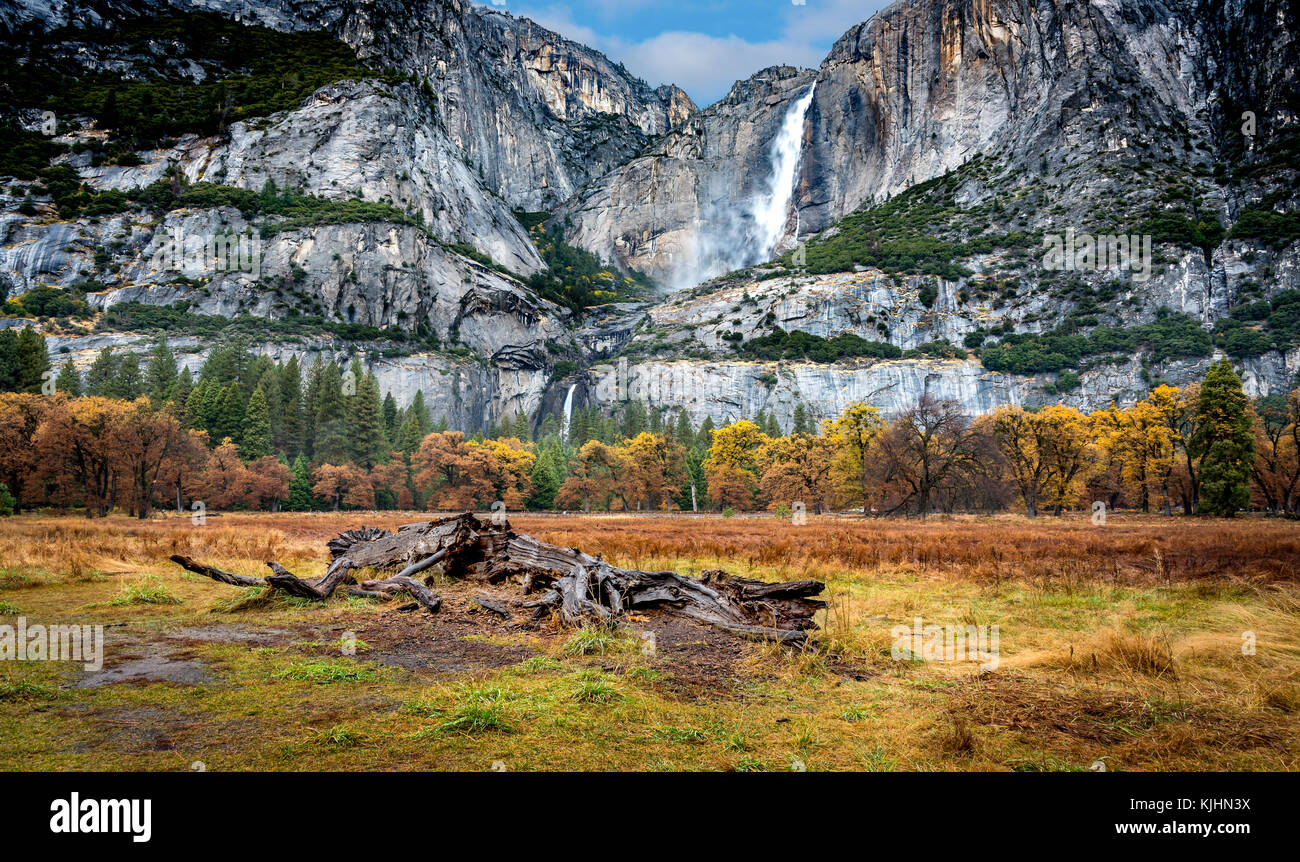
[{"xmin": 0, "ymin": 327, "xmax": 1285, "ymax": 519}]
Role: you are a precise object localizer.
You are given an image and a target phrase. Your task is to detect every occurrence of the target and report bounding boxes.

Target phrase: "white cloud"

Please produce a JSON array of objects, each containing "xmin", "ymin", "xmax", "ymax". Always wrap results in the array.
[{"xmin": 511, "ymin": 1, "xmax": 890, "ymax": 105}]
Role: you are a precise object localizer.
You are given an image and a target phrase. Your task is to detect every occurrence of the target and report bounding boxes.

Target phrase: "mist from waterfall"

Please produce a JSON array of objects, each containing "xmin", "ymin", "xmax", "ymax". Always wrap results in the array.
[{"xmin": 669, "ymin": 84, "xmax": 816, "ymax": 291}]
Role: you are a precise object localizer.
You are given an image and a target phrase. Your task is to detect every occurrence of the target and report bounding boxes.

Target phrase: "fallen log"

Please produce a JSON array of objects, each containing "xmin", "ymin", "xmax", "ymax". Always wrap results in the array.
[
  {"xmin": 358, "ymin": 575, "xmax": 442, "ymax": 614},
  {"xmin": 171, "ymin": 513, "xmax": 825, "ymax": 643},
  {"xmin": 265, "ymin": 557, "xmax": 356, "ymax": 601},
  {"xmin": 170, "ymin": 555, "xmax": 263, "ymax": 588}
]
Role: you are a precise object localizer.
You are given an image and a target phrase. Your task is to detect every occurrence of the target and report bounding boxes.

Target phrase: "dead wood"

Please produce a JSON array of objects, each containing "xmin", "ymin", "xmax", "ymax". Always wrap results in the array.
[{"xmin": 171, "ymin": 513, "xmax": 825, "ymax": 644}]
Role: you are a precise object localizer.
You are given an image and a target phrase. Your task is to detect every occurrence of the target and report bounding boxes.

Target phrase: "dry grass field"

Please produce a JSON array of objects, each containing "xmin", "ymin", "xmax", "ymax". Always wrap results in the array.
[{"xmin": 0, "ymin": 511, "xmax": 1297, "ymax": 772}]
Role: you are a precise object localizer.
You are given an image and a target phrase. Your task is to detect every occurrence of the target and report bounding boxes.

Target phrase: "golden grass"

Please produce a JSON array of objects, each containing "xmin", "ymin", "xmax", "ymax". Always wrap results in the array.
[{"xmin": 0, "ymin": 510, "xmax": 1296, "ymax": 772}]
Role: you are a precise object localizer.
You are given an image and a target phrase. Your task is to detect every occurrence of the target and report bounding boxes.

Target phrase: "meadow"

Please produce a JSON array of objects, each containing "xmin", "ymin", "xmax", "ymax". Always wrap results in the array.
[{"xmin": 0, "ymin": 511, "xmax": 1296, "ymax": 772}]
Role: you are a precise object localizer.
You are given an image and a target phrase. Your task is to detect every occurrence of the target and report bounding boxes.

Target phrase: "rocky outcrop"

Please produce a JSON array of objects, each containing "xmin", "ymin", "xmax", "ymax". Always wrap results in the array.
[
  {"xmin": 796, "ymin": 0, "xmax": 1299, "ymax": 232},
  {"xmin": 5, "ymin": 0, "xmax": 696, "ymax": 215},
  {"xmin": 556, "ymin": 66, "xmax": 818, "ymax": 286},
  {"xmin": 1, "ymin": 206, "xmax": 570, "ymax": 365},
  {"xmin": 192, "ymin": 80, "xmax": 544, "ymax": 276}
]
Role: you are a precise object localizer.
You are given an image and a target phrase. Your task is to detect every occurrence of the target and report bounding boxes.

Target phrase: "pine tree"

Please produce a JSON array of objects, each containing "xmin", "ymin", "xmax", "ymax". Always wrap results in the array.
[
  {"xmin": 112, "ymin": 353, "xmax": 144, "ymax": 400},
  {"xmin": 145, "ymin": 338, "xmax": 178, "ymax": 404},
  {"xmin": 792, "ymin": 403, "xmax": 812, "ymax": 435},
  {"xmin": 301, "ymin": 356, "xmax": 326, "ymax": 458},
  {"xmin": 538, "ymin": 413, "xmax": 559, "ymax": 444},
  {"xmin": 512, "ymin": 410, "xmax": 532, "ymax": 442},
  {"xmin": 257, "ymin": 367, "xmax": 283, "ymax": 450},
  {"xmin": 764, "ymin": 411, "xmax": 782, "ymax": 438},
  {"xmin": 15, "ymin": 327, "xmax": 50, "ymax": 394},
  {"xmin": 571, "ymin": 406, "xmax": 593, "ymax": 447},
  {"xmin": 1192, "ymin": 359, "xmax": 1255, "ymax": 516},
  {"xmin": 55, "ymin": 361, "xmax": 82, "ymax": 396},
  {"xmin": 278, "ymin": 356, "xmax": 303, "ymax": 457},
  {"xmin": 409, "ymin": 390, "xmax": 432, "ymax": 437},
  {"xmin": 348, "ymin": 370, "xmax": 389, "ymax": 469},
  {"xmin": 674, "ymin": 410, "xmax": 694, "ymax": 446},
  {"xmin": 432, "ymin": 415, "xmax": 448, "ymax": 433},
  {"xmin": 382, "ymin": 392, "xmax": 400, "ymax": 440},
  {"xmin": 314, "ymin": 362, "xmax": 349, "ymax": 464},
  {"xmin": 397, "ymin": 412, "xmax": 423, "ymax": 454},
  {"xmin": 622, "ymin": 399, "xmax": 647, "ymax": 439},
  {"xmin": 0, "ymin": 330, "xmax": 19, "ymax": 392},
  {"xmin": 528, "ymin": 448, "xmax": 561, "ymax": 510},
  {"xmin": 173, "ymin": 367, "xmax": 194, "ymax": 409},
  {"xmin": 186, "ymin": 377, "xmax": 214, "ymax": 431},
  {"xmin": 84, "ymin": 347, "xmax": 119, "ymax": 396},
  {"xmin": 246, "ymin": 354, "xmax": 275, "ymax": 399},
  {"xmin": 697, "ymin": 416, "xmax": 716, "ymax": 450},
  {"xmin": 212, "ymin": 381, "xmax": 246, "ymax": 445},
  {"xmin": 240, "ymin": 386, "xmax": 273, "ymax": 459},
  {"xmin": 286, "ymin": 453, "xmax": 315, "ymax": 511}
]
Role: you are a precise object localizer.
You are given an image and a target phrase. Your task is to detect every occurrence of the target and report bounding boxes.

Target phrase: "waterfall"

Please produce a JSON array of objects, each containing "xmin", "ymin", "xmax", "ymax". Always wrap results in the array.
[
  {"xmin": 673, "ymin": 83, "xmax": 816, "ymax": 290},
  {"xmin": 560, "ymin": 384, "xmax": 577, "ymax": 442},
  {"xmin": 747, "ymin": 83, "xmax": 816, "ymax": 264}
]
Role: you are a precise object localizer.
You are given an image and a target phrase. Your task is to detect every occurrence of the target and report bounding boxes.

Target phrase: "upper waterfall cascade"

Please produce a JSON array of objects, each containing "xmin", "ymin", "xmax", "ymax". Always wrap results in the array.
[
  {"xmin": 748, "ymin": 83, "xmax": 816, "ymax": 264},
  {"xmin": 672, "ymin": 83, "xmax": 817, "ymax": 290}
]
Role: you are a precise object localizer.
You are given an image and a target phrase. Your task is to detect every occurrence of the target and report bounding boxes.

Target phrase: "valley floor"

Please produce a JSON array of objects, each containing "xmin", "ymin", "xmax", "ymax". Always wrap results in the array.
[{"xmin": 0, "ymin": 512, "xmax": 1297, "ymax": 771}]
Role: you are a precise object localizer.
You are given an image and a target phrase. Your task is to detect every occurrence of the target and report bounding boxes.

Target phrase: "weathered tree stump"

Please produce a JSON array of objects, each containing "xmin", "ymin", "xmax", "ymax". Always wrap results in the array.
[{"xmin": 172, "ymin": 513, "xmax": 826, "ymax": 643}]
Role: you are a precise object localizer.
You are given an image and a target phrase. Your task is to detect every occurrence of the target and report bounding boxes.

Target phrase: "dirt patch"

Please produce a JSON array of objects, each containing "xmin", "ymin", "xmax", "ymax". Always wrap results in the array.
[
  {"xmin": 165, "ymin": 624, "xmax": 294, "ymax": 645},
  {"xmin": 624, "ymin": 615, "xmax": 747, "ymax": 700},
  {"xmin": 75, "ymin": 655, "xmax": 212, "ymax": 688},
  {"xmin": 353, "ymin": 594, "xmax": 536, "ymax": 672},
  {"xmin": 333, "ymin": 584, "xmax": 754, "ymax": 691}
]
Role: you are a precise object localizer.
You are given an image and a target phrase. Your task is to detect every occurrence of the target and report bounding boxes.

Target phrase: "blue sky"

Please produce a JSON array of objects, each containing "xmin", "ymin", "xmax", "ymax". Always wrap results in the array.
[{"xmin": 477, "ymin": 1, "xmax": 893, "ymax": 106}]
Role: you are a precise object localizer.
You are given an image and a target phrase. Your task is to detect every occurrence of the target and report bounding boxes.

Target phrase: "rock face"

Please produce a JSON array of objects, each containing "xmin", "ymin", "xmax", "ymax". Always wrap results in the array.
[
  {"xmin": 3, "ymin": 0, "xmax": 1299, "ymax": 434},
  {"xmin": 192, "ymin": 80, "xmax": 545, "ymax": 276},
  {"xmin": 311, "ymin": 0, "xmax": 696, "ymax": 211},
  {"xmin": 5, "ymin": 0, "xmax": 696, "ymax": 216},
  {"xmin": 796, "ymin": 0, "xmax": 1299, "ymax": 231},
  {"xmin": 556, "ymin": 66, "xmax": 818, "ymax": 286},
  {"xmin": 420, "ymin": 4, "xmax": 695, "ymax": 210}
]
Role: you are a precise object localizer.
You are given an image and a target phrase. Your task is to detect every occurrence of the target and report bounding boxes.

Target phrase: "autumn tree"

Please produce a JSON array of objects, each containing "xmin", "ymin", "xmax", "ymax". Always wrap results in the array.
[
  {"xmin": 620, "ymin": 433, "xmax": 686, "ymax": 511},
  {"xmin": 1251, "ymin": 391, "xmax": 1300, "ymax": 514},
  {"xmin": 246, "ymin": 456, "xmax": 293, "ymax": 511},
  {"xmin": 758, "ymin": 432, "xmax": 837, "ymax": 513},
  {"xmin": 204, "ymin": 440, "xmax": 255, "ymax": 510},
  {"xmin": 35, "ymin": 397, "xmax": 127, "ymax": 517},
  {"xmin": 985, "ymin": 406, "xmax": 1051, "ymax": 517},
  {"xmin": 875, "ymin": 395, "xmax": 985, "ymax": 518},
  {"xmin": 0, "ymin": 393, "xmax": 50, "ymax": 511},
  {"xmin": 112, "ymin": 397, "xmax": 188, "ymax": 519},
  {"xmin": 312, "ymin": 463, "xmax": 374, "ymax": 510},
  {"xmin": 555, "ymin": 440, "xmax": 622, "ymax": 511},
  {"xmin": 823, "ymin": 402, "xmax": 885, "ymax": 513},
  {"xmin": 704, "ymin": 420, "xmax": 769, "ymax": 511},
  {"xmin": 1036, "ymin": 405, "xmax": 1095, "ymax": 516},
  {"xmin": 412, "ymin": 432, "xmax": 496, "ymax": 510}
]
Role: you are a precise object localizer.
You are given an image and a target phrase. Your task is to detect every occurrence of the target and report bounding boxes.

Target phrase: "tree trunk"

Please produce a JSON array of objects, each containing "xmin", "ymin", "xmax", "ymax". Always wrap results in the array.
[{"xmin": 174, "ymin": 513, "xmax": 826, "ymax": 644}]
